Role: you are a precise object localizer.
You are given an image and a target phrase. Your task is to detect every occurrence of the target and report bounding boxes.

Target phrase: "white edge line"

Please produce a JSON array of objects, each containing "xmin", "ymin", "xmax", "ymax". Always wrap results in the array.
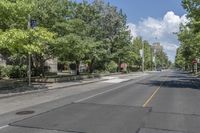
[
  {"xmin": 74, "ymin": 76, "xmax": 147, "ymax": 103},
  {"xmin": 74, "ymin": 87, "xmax": 121, "ymax": 103},
  {"xmin": 0, "ymin": 125, "xmax": 9, "ymax": 130}
]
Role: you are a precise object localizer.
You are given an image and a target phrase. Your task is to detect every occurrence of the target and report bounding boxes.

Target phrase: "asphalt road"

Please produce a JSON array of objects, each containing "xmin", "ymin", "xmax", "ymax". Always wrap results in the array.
[{"xmin": 0, "ymin": 70, "xmax": 200, "ymax": 133}]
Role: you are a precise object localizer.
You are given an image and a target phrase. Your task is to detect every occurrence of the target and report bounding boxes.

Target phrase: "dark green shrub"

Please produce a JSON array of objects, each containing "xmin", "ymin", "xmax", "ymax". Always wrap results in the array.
[
  {"xmin": 0, "ymin": 66, "xmax": 4, "ymax": 79},
  {"xmin": 1, "ymin": 65, "xmax": 27, "ymax": 78},
  {"xmin": 105, "ymin": 61, "xmax": 118, "ymax": 73},
  {"xmin": 1, "ymin": 65, "xmax": 12, "ymax": 78},
  {"xmin": 122, "ymin": 70, "xmax": 129, "ymax": 74},
  {"xmin": 69, "ymin": 63, "xmax": 76, "ymax": 70}
]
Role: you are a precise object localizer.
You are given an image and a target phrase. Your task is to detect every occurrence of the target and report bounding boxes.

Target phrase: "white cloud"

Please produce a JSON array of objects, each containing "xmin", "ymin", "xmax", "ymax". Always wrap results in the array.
[
  {"xmin": 127, "ymin": 23, "xmax": 137, "ymax": 38},
  {"xmin": 127, "ymin": 11, "xmax": 188, "ymax": 62}
]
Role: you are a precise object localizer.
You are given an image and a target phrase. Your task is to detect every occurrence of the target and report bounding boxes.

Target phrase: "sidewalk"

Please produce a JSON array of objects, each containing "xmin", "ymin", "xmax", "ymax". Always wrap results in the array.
[
  {"xmin": 0, "ymin": 78, "xmax": 105, "ymax": 99},
  {"xmin": 0, "ymin": 72, "xmax": 146, "ymax": 99}
]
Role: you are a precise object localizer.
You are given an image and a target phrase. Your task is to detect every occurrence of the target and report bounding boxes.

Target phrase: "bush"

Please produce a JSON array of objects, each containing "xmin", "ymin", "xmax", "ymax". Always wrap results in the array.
[
  {"xmin": 1, "ymin": 65, "xmax": 27, "ymax": 79},
  {"xmin": 105, "ymin": 61, "xmax": 118, "ymax": 73},
  {"xmin": 69, "ymin": 63, "xmax": 76, "ymax": 70},
  {"xmin": 1, "ymin": 65, "xmax": 12, "ymax": 78},
  {"xmin": 0, "ymin": 66, "xmax": 4, "ymax": 79},
  {"xmin": 122, "ymin": 70, "xmax": 129, "ymax": 73}
]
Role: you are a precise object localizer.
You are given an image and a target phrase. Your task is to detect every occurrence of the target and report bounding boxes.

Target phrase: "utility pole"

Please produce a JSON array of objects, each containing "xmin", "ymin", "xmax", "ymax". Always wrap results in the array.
[
  {"xmin": 154, "ymin": 49, "xmax": 157, "ymax": 71},
  {"xmin": 142, "ymin": 42, "xmax": 144, "ymax": 72},
  {"xmin": 155, "ymin": 58, "xmax": 156, "ymax": 71},
  {"xmin": 151, "ymin": 47, "xmax": 153, "ymax": 71},
  {"xmin": 27, "ymin": 14, "xmax": 31, "ymax": 86}
]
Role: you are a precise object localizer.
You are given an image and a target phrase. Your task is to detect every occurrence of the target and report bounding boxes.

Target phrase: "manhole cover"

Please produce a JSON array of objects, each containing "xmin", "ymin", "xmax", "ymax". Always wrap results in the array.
[{"xmin": 16, "ymin": 111, "xmax": 35, "ymax": 115}]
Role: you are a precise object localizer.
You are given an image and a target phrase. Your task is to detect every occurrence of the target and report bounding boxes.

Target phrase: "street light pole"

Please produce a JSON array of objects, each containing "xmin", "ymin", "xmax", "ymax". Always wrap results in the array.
[
  {"xmin": 151, "ymin": 47, "xmax": 153, "ymax": 71},
  {"xmin": 28, "ymin": 53, "xmax": 31, "ymax": 86},
  {"xmin": 142, "ymin": 42, "xmax": 144, "ymax": 72},
  {"xmin": 27, "ymin": 14, "xmax": 31, "ymax": 86},
  {"xmin": 154, "ymin": 49, "xmax": 157, "ymax": 71}
]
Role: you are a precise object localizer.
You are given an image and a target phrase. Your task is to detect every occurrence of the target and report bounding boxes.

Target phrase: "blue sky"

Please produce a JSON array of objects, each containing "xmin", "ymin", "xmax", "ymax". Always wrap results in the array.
[
  {"xmin": 75, "ymin": 0, "xmax": 186, "ymax": 23},
  {"xmin": 100, "ymin": 0, "xmax": 186, "ymax": 24},
  {"xmin": 74, "ymin": 0, "xmax": 187, "ymax": 62}
]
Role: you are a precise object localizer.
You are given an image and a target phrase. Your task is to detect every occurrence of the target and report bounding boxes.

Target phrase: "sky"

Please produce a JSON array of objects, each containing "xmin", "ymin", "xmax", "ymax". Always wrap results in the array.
[{"xmin": 75, "ymin": 0, "xmax": 188, "ymax": 62}]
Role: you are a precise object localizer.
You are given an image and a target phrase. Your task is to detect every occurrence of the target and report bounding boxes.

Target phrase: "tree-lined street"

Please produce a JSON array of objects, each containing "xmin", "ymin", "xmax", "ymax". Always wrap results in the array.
[
  {"xmin": 0, "ymin": 70, "xmax": 199, "ymax": 133},
  {"xmin": 0, "ymin": 0, "xmax": 200, "ymax": 133},
  {"xmin": 175, "ymin": 0, "xmax": 200, "ymax": 74},
  {"xmin": 0, "ymin": 0, "xmax": 170, "ymax": 81}
]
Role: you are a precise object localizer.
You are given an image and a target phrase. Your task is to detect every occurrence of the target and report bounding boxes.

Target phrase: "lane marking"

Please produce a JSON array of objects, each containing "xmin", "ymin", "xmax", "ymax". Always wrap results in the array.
[
  {"xmin": 102, "ymin": 75, "xmax": 145, "ymax": 83},
  {"xmin": 142, "ymin": 74, "xmax": 169, "ymax": 107},
  {"xmin": 74, "ymin": 86, "xmax": 124, "ymax": 103},
  {"xmin": 103, "ymin": 78, "xmax": 130, "ymax": 83},
  {"xmin": 142, "ymin": 86, "xmax": 161, "ymax": 107},
  {"xmin": 0, "ymin": 125, "xmax": 9, "ymax": 130},
  {"xmin": 74, "ymin": 75, "xmax": 149, "ymax": 103}
]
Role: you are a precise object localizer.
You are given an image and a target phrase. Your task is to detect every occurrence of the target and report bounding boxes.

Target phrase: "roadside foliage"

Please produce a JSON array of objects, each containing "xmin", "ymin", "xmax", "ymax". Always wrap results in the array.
[
  {"xmin": 0, "ymin": 0, "xmax": 170, "ymax": 78},
  {"xmin": 175, "ymin": 0, "xmax": 200, "ymax": 72}
]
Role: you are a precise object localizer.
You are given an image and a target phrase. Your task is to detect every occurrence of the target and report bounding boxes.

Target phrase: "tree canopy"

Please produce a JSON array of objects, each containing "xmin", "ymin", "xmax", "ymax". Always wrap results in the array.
[
  {"xmin": 175, "ymin": 0, "xmax": 200, "ymax": 71},
  {"xmin": 0, "ymin": 0, "xmax": 170, "ymax": 78}
]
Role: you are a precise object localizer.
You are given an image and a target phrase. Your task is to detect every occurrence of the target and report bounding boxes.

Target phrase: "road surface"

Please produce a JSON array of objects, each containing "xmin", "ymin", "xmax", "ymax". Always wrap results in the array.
[{"xmin": 0, "ymin": 70, "xmax": 199, "ymax": 133}]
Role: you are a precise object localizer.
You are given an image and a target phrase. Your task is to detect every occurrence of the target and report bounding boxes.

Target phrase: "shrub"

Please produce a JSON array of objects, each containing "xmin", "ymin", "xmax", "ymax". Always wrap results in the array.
[
  {"xmin": 0, "ymin": 66, "xmax": 4, "ymax": 79},
  {"xmin": 105, "ymin": 61, "xmax": 118, "ymax": 73},
  {"xmin": 1, "ymin": 65, "xmax": 27, "ymax": 79},
  {"xmin": 1, "ymin": 65, "xmax": 12, "ymax": 78},
  {"xmin": 69, "ymin": 63, "xmax": 76, "ymax": 70},
  {"xmin": 122, "ymin": 70, "xmax": 129, "ymax": 73}
]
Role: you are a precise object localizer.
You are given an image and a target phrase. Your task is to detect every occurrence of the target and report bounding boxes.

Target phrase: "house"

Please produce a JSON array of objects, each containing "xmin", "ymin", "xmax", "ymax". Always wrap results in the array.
[{"xmin": 45, "ymin": 58, "xmax": 58, "ymax": 73}]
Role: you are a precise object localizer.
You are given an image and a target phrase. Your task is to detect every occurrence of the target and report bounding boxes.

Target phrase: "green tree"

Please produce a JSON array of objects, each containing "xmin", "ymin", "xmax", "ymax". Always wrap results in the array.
[
  {"xmin": 92, "ymin": 1, "xmax": 133, "ymax": 72},
  {"xmin": 131, "ymin": 37, "xmax": 143, "ymax": 69},
  {"xmin": 53, "ymin": 18, "xmax": 96, "ymax": 75},
  {"xmin": 0, "ymin": 0, "xmax": 32, "ymax": 30},
  {"xmin": 175, "ymin": 0, "xmax": 200, "ymax": 71},
  {"xmin": 0, "ymin": 27, "xmax": 54, "ymax": 55},
  {"xmin": 143, "ymin": 40, "xmax": 153, "ymax": 70}
]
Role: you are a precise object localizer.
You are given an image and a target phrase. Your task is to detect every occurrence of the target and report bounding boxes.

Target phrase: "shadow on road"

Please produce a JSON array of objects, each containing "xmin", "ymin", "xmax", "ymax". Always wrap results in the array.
[{"xmin": 138, "ymin": 76, "xmax": 200, "ymax": 90}]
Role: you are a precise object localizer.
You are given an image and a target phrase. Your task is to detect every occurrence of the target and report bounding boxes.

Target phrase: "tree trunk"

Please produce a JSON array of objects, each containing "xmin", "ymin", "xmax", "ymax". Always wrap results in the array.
[
  {"xmin": 117, "ymin": 58, "xmax": 121, "ymax": 72},
  {"xmin": 76, "ymin": 61, "xmax": 80, "ymax": 75},
  {"xmin": 40, "ymin": 59, "xmax": 45, "ymax": 77},
  {"xmin": 89, "ymin": 58, "xmax": 95, "ymax": 73}
]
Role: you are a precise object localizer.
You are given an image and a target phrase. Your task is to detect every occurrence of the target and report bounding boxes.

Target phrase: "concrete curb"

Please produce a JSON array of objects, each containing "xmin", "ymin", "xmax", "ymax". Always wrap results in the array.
[
  {"xmin": 0, "ymin": 72, "xmax": 146, "ymax": 99},
  {"xmin": 0, "ymin": 78, "xmax": 107, "ymax": 100}
]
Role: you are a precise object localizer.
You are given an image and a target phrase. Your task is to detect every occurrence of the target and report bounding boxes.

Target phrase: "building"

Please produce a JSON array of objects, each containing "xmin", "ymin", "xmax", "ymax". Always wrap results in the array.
[
  {"xmin": 152, "ymin": 42, "xmax": 163, "ymax": 53},
  {"xmin": 151, "ymin": 42, "xmax": 164, "ymax": 69},
  {"xmin": 45, "ymin": 58, "xmax": 58, "ymax": 73}
]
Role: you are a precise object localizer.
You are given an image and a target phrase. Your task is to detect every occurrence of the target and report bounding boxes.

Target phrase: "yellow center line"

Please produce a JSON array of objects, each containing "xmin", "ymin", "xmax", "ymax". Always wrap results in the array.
[
  {"xmin": 142, "ymin": 74, "xmax": 169, "ymax": 107},
  {"xmin": 142, "ymin": 86, "xmax": 161, "ymax": 107}
]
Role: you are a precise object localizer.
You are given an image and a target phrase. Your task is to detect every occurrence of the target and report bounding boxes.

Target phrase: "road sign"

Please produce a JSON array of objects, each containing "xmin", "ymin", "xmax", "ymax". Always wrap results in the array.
[{"xmin": 30, "ymin": 20, "xmax": 37, "ymax": 28}]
